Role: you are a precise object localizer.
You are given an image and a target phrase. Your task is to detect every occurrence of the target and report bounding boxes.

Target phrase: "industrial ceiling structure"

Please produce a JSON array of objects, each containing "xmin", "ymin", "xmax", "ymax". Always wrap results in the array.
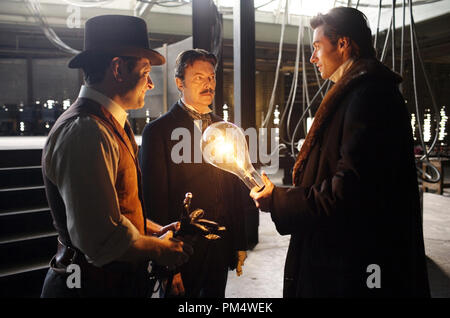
[{"xmin": 0, "ymin": 0, "xmax": 449, "ymax": 68}]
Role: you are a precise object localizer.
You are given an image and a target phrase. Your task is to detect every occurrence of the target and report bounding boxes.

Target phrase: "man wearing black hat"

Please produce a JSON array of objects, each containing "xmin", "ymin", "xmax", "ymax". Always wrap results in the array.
[
  {"xmin": 251, "ymin": 7, "xmax": 430, "ymax": 297},
  {"xmin": 40, "ymin": 15, "xmax": 192, "ymax": 297}
]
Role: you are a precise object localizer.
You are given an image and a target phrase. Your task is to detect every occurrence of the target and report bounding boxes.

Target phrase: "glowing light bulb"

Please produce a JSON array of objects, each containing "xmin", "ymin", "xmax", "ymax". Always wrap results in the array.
[{"xmin": 201, "ymin": 121, "xmax": 264, "ymax": 190}]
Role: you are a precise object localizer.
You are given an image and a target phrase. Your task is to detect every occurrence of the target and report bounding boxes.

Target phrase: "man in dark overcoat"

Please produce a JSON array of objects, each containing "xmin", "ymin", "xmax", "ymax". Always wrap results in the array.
[
  {"xmin": 139, "ymin": 49, "xmax": 251, "ymax": 297},
  {"xmin": 251, "ymin": 7, "xmax": 430, "ymax": 297}
]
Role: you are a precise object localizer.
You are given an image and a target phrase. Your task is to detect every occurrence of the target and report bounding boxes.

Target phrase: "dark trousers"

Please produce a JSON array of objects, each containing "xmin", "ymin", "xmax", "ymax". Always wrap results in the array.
[
  {"xmin": 41, "ymin": 268, "xmax": 79, "ymax": 298},
  {"xmin": 41, "ymin": 260, "xmax": 150, "ymax": 298},
  {"xmin": 172, "ymin": 237, "xmax": 231, "ymax": 298}
]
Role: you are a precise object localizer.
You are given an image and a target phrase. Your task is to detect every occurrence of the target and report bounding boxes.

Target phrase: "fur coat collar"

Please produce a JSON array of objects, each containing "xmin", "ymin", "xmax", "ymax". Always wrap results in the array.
[{"xmin": 292, "ymin": 58, "xmax": 402, "ymax": 185}]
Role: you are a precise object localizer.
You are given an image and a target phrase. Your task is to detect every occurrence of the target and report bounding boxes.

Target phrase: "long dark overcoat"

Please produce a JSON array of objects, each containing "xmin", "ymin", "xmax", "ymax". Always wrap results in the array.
[
  {"xmin": 139, "ymin": 102, "xmax": 251, "ymax": 296},
  {"xmin": 271, "ymin": 58, "xmax": 430, "ymax": 297}
]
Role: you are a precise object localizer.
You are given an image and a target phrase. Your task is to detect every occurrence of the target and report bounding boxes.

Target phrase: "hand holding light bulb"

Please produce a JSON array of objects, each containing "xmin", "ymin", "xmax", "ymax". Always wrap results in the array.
[{"xmin": 249, "ymin": 172, "xmax": 275, "ymax": 212}]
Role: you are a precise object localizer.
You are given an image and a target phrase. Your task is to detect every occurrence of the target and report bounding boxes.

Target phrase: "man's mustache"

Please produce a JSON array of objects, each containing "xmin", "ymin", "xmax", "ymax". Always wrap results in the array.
[{"xmin": 200, "ymin": 89, "xmax": 215, "ymax": 95}]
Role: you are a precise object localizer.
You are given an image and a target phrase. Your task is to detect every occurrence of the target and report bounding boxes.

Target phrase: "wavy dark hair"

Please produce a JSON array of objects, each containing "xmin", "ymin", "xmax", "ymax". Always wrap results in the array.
[{"xmin": 310, "ymin": 7, "xmax": 376, "ymax": 59}]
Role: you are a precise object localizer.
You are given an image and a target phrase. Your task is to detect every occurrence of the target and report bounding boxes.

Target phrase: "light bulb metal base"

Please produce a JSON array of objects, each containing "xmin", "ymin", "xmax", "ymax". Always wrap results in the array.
[{"xmin": 242, "ymin": 169, "xmax": 264, "ymax": 191}]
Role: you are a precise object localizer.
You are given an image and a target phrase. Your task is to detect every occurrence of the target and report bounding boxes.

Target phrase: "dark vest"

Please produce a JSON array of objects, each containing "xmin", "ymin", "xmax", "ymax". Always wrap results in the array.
[{"xmin": 42, "ymin": 98, "xmax": 146, "ymax": 296}]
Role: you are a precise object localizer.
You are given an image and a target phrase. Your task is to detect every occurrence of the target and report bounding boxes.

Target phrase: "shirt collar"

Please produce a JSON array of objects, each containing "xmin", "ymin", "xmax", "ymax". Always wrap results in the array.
[
  {"xmin": 78, "ymin": 85, "xmax": 128, "ymax": 128},
  {"xmin": 329, "ymin": 58, "xmax": 354, "ymax": 83},
  {"xmin": 180, "ymin": 98, "xmax": 212, "ymax": 115}
]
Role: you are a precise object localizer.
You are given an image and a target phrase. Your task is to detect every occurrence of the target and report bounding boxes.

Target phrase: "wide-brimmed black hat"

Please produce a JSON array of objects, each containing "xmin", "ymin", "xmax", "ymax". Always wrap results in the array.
[{"xmin": 69, "ymin": 15, "xmax": 165, "ymax": 68}]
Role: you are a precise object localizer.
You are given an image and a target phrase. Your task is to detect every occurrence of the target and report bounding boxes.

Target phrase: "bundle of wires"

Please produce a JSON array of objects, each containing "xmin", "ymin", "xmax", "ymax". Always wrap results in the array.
[
  {"xmin": 261, "ymin": 0, "xmax": 443, "ymax": 183},
  {"xmin": 26, "ymin": 0, "xmax": 81, "ymax": 55}
]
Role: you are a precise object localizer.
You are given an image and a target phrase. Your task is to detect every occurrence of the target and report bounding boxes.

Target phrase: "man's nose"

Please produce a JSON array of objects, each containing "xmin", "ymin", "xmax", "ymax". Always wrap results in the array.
[
  {"xmin": 147, "ymin": 75, "xmax": 154, "ymax": 90},
  {"xmin": 310, "ymin": 53, "xmax": 317, "ymax": 64}
]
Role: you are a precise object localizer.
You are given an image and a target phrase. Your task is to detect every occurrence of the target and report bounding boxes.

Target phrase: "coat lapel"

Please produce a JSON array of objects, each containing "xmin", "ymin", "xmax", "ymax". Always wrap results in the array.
[{"xmin": 169, "ymin": 101, "xmax": 198, "ymax": 131}]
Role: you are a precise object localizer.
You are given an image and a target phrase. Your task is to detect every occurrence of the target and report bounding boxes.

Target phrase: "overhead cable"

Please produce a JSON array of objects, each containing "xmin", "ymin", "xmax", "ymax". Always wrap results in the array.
[
  {"xmin": 262, "ymin": 0, "xmax": 288, "ymax": 128},
  {"xmin": 26, "ymin": 0, "xmax": 80, "ymax": 55},
  {"xmin": 62, "ymin": 0, "xmax": 114, "ymax": 7}
]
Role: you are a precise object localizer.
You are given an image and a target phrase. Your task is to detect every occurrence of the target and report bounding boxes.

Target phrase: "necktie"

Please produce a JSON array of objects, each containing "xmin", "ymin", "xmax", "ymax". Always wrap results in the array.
[
  {"xmin": 124, "ymin": 120, "xmax": 138, "ymax": 155},
  {"xmin": 180, "ymin": 102, "xmax": 212, "ymax": 132}
]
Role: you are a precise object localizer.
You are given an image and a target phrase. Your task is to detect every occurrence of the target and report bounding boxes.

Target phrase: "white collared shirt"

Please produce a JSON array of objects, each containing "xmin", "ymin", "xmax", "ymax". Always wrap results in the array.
[
  {"xmin": 329, "ymin": 58, "xmax": 355, "ymax": 83},
  {"xmin": 43, "ymin": 86, "xmax": 140, "ymax": 267},
  {"xmin": 79, "ymin": 85, "xmax": 128, "ymax": 127}
]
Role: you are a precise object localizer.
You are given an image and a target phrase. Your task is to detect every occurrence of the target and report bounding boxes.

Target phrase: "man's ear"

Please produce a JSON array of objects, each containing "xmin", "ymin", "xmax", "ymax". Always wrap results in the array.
[
  {"xmin": 338, "ymin": 37, "xmax": 352, "ymax": 57},
  {"xmin": 111, "ymin": 57, "xmax": 124, "ymax": 82},
  {"xmin": 175, "ymin": 77, "xmax": 184, "ymax": 92},
  {"xmin": 338, "ymin": 37, "xmax": 350, "ymax": 50}
]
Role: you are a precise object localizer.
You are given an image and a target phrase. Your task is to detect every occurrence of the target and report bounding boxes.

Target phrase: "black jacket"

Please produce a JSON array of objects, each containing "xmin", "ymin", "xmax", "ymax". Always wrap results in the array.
[
  {"xmin": 271, "ymin": 58, "xmax": 430, "ymax": 297},
  {"xmin": 139, "ymin": 102, "xmax": 249, "ymax": 270}
]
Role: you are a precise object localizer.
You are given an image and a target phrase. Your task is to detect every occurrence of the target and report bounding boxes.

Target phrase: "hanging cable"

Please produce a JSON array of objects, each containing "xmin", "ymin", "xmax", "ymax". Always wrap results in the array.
[
  {"xmin": 411, "ymin": 12, "xmax": 441, "ymax": 162},
  {"xmin": 137, "ymin": 0, "xmax": 191, "ymax": 7},
  {"xmin": 279, "ymin": 73, "xmax": 296, "ymax": 144},
  {"xmin": 301, "ymin": 55, "xmax": 307, "ymax": 136},
  {"xmin": 255, "ymin": 0, "xmax": 278, "ymax": 10},
  {"xmin": 290, "ymin": 80, "xmax": 329, "ymax": 157},
  {"xmin": 211, "ymin": 2, "xmax": 223, "ymax": 61},
  {"xmin": 381, "ymin": 16, "xmax": 392, "ymax": 62},
  {"xmin": 406, "ymin": 0, "xmax": 440, "ymax": 183},
  {"xmin": 374, "ymin": 0, "xmax": 382, "ymax": 50},
  {"xmin": 286, "ymin": 13, "xmax": 303, "ymax": 142},
  {"xmin": 62, "ymin": 0, "xmax": 113, "ymax": 7},
  {"xmin": 302, "ymin": 30, "xmax": 311, "ymax": 115},
  {"xmin": 416, "ymin": 161, "xmax": 441, "ymax": 183},
  {"xmin": 405, "ymin": 0, "xmax": 441, "ymax": 183},
  {"xmin": 301, "ymin": 31, "xmax": 312, "ymax": 137},
  {"xmin": 26, "ymin": 0, "xmax": 80, "ymax": 55},
  {"xmin": 372, "ymin": 0, "xmax": 439, "ymax": 165},
  {"xmin": 399, "ymin": 0, "xmax": 406, "ymax": 92},
  {"xmin": 262, "ymin": 0, "xmax": 288, "ymax": 128},
  {"xmin": 336, "ymin": 0, "xmax": 443, "ymax": 7},
  {"xmin": 409, "ymin": 0, "xmax": 427, "ymax": 160},
  {"xmin": 392, "ymin": 0, "xmax": 396, "ymax": 71}
]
